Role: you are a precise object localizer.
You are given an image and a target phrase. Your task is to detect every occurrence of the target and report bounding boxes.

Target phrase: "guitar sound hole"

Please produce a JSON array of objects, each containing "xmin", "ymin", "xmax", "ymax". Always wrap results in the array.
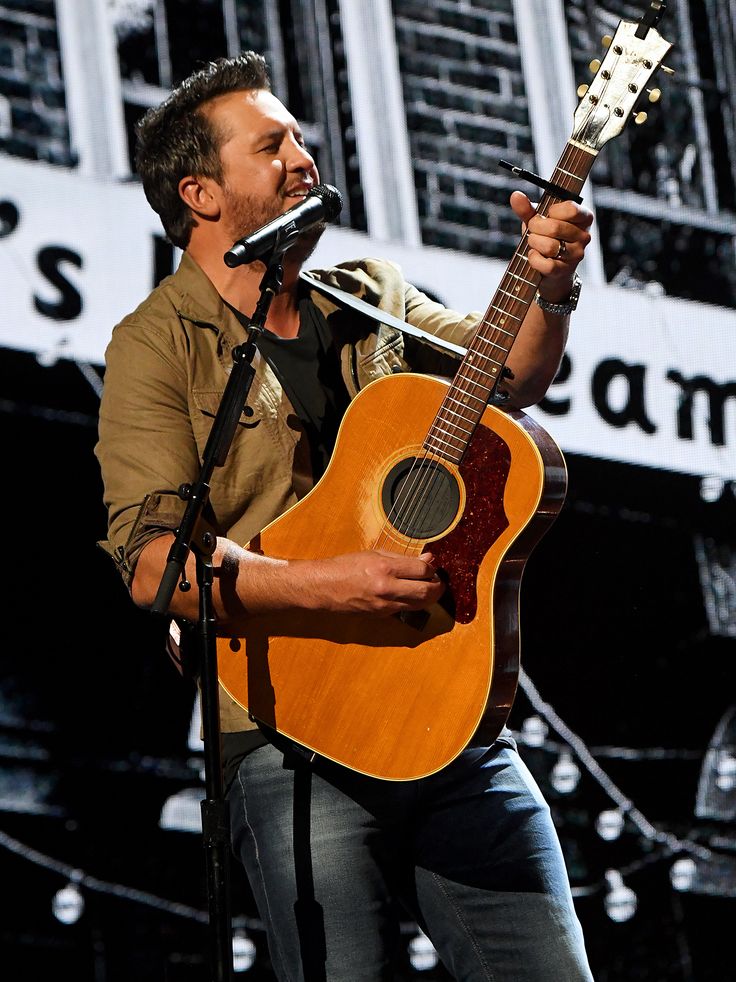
[{"xmin": 381, "ymin": 457, "xmax": 460, "ymax": 538}]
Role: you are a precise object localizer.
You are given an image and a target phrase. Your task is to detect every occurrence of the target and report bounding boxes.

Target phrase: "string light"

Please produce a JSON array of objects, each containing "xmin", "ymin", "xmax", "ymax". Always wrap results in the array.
[
  {"xmin": 520, "ymin": 714, "xmax": 548, "ymax": 747},
  {"xmin": 516, "ymin": 666, "xmax": 716, "ymax": 918},
  {"xmin": 0, "ymin": 827, "xmax": 209, "ymax": 925},
  {"xmin": 232, "ymin": 927, "xmax": 257, "ymax": 973},
  {"xmin": 550, "ymin": 751, "xmax": 581, "ymax": 794},
  {"xmin": 604, "ymin": 870, "xmax": 637, "ymax": 923},
  {"xmin": 52, "ymin": 874, "xmax": 85, "ymax": 925},
  {"xmin": 0, "ymin": 666, "xmax": 720, "ymax": 940},
  {"xmin": 670, "ymin": 857, "xmax": 697, "ymax": 892},
  {"xmin": 513, "ymin": 726, "xmax": 703, "ymax": 762},
  {"xmin": 518, "ymin": 669, "xmax": 712, "ymax": 859},
  {"xmin": 408, "ymin": 930, "xmax": 439, "ymax": 972},
  {"xmin": 715, "ymin": 751, "xmax": 736, "ymax": 791},
  {"xmin": 596, "ymin": 808, "xmax": 625, "ymax": 841},
  {"xmin": 700, "ymin": 476, "xmax": 725, "ymax": 503}
]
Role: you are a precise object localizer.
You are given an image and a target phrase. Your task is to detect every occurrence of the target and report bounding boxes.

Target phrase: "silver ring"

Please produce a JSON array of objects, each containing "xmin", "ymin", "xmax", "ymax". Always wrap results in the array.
[{"xmin": 555, "ymin": 239, "xmax": 567, "ymax": 260}]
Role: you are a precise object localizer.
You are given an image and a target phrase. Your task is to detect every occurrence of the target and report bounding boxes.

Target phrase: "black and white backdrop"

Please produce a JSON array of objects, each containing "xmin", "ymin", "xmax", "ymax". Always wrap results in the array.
[{"xmin": 1, "ymin": 1, "xmax": 734, "ymax": 979}]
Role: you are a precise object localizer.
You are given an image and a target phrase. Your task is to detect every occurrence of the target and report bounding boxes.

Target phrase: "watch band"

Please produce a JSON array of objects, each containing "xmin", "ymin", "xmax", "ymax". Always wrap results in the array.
[{"xmin": 535, "ymin": 272, "xmax": 582, "ymax": 316}]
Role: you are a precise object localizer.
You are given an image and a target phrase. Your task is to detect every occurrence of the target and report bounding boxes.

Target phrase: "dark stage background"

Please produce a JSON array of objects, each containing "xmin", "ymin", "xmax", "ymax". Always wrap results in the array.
[{"xmin": 1, "ymin": 1, "xmax": 735, "ymax": 980}]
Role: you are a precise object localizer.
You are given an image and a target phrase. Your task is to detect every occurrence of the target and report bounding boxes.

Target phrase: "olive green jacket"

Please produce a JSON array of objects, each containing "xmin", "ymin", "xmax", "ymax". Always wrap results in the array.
[{"xmin": 95, "ymin": 251, "xmax": 479, "ymax": 730}]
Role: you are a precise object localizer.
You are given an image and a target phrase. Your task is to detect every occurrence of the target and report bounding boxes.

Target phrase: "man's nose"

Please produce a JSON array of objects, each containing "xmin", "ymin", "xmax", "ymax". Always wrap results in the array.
[{"xmin": 286, "ymin": 139, "xmax": 316, "ymax": 172}]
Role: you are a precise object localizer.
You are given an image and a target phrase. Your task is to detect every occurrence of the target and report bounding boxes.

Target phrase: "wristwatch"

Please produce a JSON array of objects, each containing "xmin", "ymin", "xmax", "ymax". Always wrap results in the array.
[{"xmin": 535, "ymin": 273, "xmax": 582, "ymax": 316}]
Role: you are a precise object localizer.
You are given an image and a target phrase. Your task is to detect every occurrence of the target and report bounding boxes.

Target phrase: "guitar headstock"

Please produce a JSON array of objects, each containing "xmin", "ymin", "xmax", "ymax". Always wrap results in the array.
[{"xmin": 571, "ymin": 12, "xmax": 674, "ymax": 153}]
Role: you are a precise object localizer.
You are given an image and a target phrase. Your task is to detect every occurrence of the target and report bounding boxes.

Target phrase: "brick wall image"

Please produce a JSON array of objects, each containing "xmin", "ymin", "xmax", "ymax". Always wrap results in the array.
[{"xmin": 0, "ymin": 0, "xmax": 73, "ymax": 165}]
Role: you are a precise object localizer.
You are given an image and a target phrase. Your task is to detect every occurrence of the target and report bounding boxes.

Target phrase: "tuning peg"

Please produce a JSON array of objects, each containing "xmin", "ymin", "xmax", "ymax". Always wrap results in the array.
[
  {"xmin": 634, "ymin": 111, "xmax": 648, "ymax": 125},
  {"xmin": 602, "ymin": 35, "xmax": 613, "ymax": 48},
  {"xmin": 647, "ymin": 88, "xmax": 662, "ymax": 103},
  {"xmin": 577, "ymin": 83, "xmax": 589, "ymax": 98},
  {"xmin": 589, "ymin": 58, "xmax": 601, "ymax": 73},
  {"xmin": 661, "ymin": 65, "xmax": 676, "ymax": 75}
]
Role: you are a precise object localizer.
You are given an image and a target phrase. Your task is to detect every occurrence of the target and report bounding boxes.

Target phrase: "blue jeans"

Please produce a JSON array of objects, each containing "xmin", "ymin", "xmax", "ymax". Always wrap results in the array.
[{"xmin": 227, "ymin": 734, "xmax": 594, "ymax": 981}]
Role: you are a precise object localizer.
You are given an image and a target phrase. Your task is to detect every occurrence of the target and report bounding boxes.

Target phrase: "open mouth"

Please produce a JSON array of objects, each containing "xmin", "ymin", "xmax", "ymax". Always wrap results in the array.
[{"xmin": 283, "ymin": 186, "xmax": 313, "ymax": 200}]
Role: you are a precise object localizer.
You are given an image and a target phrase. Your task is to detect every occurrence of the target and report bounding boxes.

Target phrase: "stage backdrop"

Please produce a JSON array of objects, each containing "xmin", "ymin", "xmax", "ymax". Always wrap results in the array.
[{"xmin": 2, "ymin": 153, "xmax": 735, "ymax": 482}]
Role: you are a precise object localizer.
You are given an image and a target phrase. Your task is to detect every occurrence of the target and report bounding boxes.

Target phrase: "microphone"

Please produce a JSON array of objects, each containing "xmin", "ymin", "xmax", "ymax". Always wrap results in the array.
[{"xmin": 223, "ymin": 184, "xmax": 342, "ymax": 267}]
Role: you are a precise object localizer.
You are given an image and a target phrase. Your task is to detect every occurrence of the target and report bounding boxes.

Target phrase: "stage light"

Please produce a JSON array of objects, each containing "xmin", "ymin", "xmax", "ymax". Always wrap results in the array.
[
  {"xmin": 604, "ymin": 870, "xmax": 637, "ymax": 923},
  {"xmin": 520, "ymin": 715, "xmax": 548, "ymax": 747},
  {"xmin": 408, "ymin": 930, "xmax": 439, "ymax": 971},
  {"xmin": 550, "ymin": 751, "xmax": 580, "ymax": 794},
  {"xmin": 232, "ymin": 928, "xmax": 256, "ymax": 973},
  {"xmin": 52, "ymin": 880, "xmax": 84, "ymax": 925},
  {"xmin": 596, "ymin": 808, "xmax": 624, "ymax": 841}
]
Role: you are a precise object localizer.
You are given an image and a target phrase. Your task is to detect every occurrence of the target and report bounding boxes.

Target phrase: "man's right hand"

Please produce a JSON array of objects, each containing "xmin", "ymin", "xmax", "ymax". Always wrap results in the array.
[{"xmin": 298, "ymin": 549, "xmax": 445, "ymax": 617}]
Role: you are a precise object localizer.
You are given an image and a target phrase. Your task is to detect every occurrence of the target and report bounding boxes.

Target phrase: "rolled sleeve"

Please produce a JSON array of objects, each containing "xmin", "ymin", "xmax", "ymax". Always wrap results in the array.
[{"xmin": 95, "ymin": 314, "xmax": 202, "ymax": 587}]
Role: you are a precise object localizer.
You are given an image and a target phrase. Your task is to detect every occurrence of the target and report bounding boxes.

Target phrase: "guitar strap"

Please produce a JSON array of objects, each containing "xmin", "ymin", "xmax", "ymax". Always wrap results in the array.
[{"xmin": 299, "ymin": 271, "xmax": 468, "ymax": 359}]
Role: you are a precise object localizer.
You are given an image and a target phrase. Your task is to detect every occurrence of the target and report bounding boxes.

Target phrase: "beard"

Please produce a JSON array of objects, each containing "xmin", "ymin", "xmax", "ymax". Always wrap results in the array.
[{"xmin": 222, "ymin": 184, "xmax": 326, "ymax": 266}]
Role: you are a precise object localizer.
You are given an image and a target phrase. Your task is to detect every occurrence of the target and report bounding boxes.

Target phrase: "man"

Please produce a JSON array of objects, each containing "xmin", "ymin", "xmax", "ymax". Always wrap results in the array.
[{"xmin": 97, "ymin": 52, "xmax": 595, "ymax": 981}]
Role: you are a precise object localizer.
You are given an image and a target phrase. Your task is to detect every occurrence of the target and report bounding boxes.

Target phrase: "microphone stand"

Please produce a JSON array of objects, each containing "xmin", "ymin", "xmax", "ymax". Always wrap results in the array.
[{"xmin": 151, "ymin": 230, "xmax": 296, "ymax": 981}]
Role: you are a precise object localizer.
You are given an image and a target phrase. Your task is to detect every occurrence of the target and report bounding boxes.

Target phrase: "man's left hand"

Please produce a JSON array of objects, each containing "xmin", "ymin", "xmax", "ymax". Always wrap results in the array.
[{"xmin": 510, "ymin": 190, "xmax": 594, "ymax": 304}]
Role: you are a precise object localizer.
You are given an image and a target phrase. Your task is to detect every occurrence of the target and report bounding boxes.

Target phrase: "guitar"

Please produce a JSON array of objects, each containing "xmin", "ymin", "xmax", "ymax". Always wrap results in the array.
[{"xmin": 217, "ymin": 8, "xmax": 673, "ymax": 780}]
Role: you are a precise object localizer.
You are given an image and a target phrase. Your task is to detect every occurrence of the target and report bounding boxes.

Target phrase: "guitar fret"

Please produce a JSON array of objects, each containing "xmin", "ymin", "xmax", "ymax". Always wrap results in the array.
[
  {"xmin": 480, "ymin": 320, "xmax": 516, "ymax": 336},
  {"xmin": 474, "ymin": 336, "xmax": 509, "ymax": 355},
  {"xmin": 447, "ymin": 392, "xmax": 486, "ymax": 408},
  {"xmin": 458, "ymin": 363, "xmax": 496, "ymax": 382},
  {"xmin": 435, "ymin": 417, "xmax": 474, "ymax": 436},
  {"xmin": 556, "ymin": 165, "xmax": 581, "ymax": 181},
  {"xmin": 422, "ymin": 425, "xmax": 465, "ymax": 451},
  {"xmin": 440, "ymin": 408, "xmax": 479, "ymax": 430},
  {"xmin": 431, "ymin": 427, "xmax": 466, "ymax": 447},
  {"xmin": 423, "ymin": 439, "xmax": 463, "ymax": 464},
  {"xmin": 497, "ymin": 287, "xmax": 525, "ymax": 303},
  {"xmin": 507, "ymin": 271, "xmax": 537, "ymax": 288},
  {"xmin": 472, "ymin": 353, "xmax": 504, "ymax": 368},
  {"xmin": 490, "ymin": 308, "xmax": 522, "ymax": 323}
]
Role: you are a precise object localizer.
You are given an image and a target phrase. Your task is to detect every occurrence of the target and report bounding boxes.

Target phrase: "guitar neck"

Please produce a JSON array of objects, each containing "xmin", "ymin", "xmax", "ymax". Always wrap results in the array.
[{"xmin": 424, "ymin": 141, "xmax": 598, "ymax": 464}]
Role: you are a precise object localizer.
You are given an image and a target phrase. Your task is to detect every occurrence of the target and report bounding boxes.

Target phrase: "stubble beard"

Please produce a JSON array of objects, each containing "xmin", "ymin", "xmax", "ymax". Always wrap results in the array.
[{"xmin": 222, "ymin": 185, "xmax": 326, "ymax": 268}]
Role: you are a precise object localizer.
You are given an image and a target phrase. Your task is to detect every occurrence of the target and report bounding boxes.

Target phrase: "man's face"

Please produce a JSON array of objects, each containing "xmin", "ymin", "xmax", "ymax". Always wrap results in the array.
[{"xmin": 205, "ymin": 89, "xmax": 324, "ymax": 261}]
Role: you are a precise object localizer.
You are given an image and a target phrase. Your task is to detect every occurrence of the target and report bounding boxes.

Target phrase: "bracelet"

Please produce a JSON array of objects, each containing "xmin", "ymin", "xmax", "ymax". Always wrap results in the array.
[{"xmin": 535, "ymin": 273, "xmax": 582, "ymax": 316}]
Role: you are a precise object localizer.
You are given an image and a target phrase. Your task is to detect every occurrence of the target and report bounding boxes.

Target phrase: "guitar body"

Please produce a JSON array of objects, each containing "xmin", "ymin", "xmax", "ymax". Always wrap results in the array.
[{"xmin": 218, "ymin": 372, "xmax": 566, "ymax": 779}]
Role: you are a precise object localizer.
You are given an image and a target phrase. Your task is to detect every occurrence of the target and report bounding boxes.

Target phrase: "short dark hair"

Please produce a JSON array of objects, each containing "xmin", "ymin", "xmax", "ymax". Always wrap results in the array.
[{"xmin": 135, "ymin": 53, "xmax": 271, "ymax": 249}]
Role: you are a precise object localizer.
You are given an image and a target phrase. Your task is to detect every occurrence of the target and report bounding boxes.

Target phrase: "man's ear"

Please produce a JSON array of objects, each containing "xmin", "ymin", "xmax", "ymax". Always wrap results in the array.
[{"xmin": 179, "ymin": 175, "xmax": 220, "ymax": 219}]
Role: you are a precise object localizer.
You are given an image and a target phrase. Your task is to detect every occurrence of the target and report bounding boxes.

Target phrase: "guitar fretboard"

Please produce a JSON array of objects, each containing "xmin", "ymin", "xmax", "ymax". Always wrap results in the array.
[{"xmin": 424, "ymin": 142, "xmax": 597, "ymax": 464}]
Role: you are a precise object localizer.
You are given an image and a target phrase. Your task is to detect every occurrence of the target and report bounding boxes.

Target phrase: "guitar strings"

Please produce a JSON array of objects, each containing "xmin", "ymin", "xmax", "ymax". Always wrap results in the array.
[{"xmin": 372, "ymin": 142, "xmax": 594, "ymax": 561}]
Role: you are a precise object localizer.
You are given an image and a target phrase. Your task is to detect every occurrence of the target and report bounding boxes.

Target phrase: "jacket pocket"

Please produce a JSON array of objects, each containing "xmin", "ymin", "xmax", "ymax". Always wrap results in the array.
[
  {"xmin": 355, "ymin": 330, "xmax": 408, "ymax": 388},
  {"xmin": 191, "ymin": 388, "xmax": 267, "ymax": 428}
]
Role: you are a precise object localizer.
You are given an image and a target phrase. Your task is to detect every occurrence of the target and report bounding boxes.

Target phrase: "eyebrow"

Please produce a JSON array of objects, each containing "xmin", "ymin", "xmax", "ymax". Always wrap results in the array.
[{"xmin": 254, "ymin": 124, "xmax": 304, "ymax": 145}]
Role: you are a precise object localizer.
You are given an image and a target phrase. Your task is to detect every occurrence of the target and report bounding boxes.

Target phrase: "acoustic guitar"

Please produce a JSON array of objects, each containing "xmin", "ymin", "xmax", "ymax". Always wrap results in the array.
[{"xmin": 217, "ymin": 8, "xmax": 673, "ymax": 779}]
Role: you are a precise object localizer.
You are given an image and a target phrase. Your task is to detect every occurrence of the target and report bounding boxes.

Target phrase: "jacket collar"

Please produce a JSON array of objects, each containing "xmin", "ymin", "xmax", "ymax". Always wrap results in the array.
[
  {"xmin": 169, "ymin": 251, "xmax": 341, "ymax": 347},
  {"xmin": 171, "ymin": 251, "xmax": 235, "ymax": 327}
]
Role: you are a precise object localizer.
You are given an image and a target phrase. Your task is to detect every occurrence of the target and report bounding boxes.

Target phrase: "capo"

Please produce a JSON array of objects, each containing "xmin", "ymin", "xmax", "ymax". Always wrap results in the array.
[
  {"xmin": 498, "ymin": 160, "xmax": 583, "ymax": 204},
  {"xmin": 636, "ymin": 0, "xmax": 667, "ymax": 39}
]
